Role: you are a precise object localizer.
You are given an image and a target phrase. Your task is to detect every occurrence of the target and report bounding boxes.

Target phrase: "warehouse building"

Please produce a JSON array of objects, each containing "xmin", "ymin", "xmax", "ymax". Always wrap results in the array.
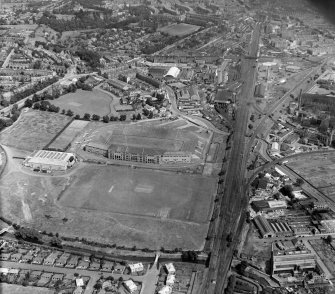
[
  {"xmin": 254, "ymin": 215, "xmax": 275, "ymax": 238},
  {"xmin": 24, "ymin": 150, "xmax": 76, "ymax": 171}
]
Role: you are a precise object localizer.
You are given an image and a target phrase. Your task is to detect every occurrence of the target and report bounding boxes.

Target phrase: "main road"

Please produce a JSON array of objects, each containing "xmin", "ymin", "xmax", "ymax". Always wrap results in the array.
[{"xmin": 199, "ymin": 22, "xmax": 262, "ymax": 294}]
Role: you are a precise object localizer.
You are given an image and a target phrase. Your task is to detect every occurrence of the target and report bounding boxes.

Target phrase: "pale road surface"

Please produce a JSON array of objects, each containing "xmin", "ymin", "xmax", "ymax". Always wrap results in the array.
[
  {"xmin": 166, "ymin": 86, "xmax": 228, "ymax": 135},
  {"xmin": 0, "ymin": 260, "xmax": 159, "ymax": 294},
  {"xmin": 1, "ymin": 48, "xmax": 14, "ymax": 69}
]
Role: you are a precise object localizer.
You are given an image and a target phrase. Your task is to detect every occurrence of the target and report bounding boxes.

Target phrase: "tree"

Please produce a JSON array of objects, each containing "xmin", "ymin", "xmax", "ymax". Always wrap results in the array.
[
  {"xmin": 32, "ymin": 94, "xmax": 40, "ymax": 103},
  {"xmin": 248, "ymin": 124, "xmax": 253, "ymax": 129},
  {"xmin": 50, "ymin": 236, "xmax": 62, "ymax": 248},
  {"xmin": 1, "ymin": 100, "xmax": 9, "ymax": 107},
  {"xmin": 33, "ymin": 102, "xmax": 41, "ymax": 110},
  {"xmin": 102, "ymin": 115, "xmax": 109, "ymax": 123},
  {"xmin": 273, "ymin": 192, "xmax": 281, "ymax": 200},
  {"xmin": 11, "ymin": 103, "xmax": 18, "ymax": 114},
  {"xmin": 74, "ymin": 114, "xmax": 80, "ymax": 119},
  {"xmin": 66, "ymin": 109, "xmax": 74, "ymax": 116},
  {"xmin": 83, "ymin": 113, "xmax": 91, "ymax": 120},
  {"xmin": 326, "ymin": 235, "xmax": 333, "ymax": 244},
  {"xmin": 136, "ymin": 113, "xmax": 141, "ymax": 120},
  {"xmin": 94, "ymin": 283, "xmax": 102, "ymax": 290},
  {"xmin": 295, "ymin": 178, "xmax": 304, "ymax": 186},
  {"xmin": 236, "ymin": 260, "xmax": 248, "ymax": 275},
  {"xmin": 11, "ymin": 111, "xmax": 20, "ymax": 122},
  {"xmin": 132, "ymin": 114, "xmax": 137, "ymax": 121},
  {"xmin": 143, "ymin": 108, "xmax": 150, "ymax": 116},
  {"xmin": 92, "ymin": 114, "xmax": 100, "ymax": 121},
  {"xmin": 15, "ymin": 228, "xmax": 42, "ymax": 243},
  {"xmin": 120, "ymin": 114, "xmax": 126, "ymax": 121},
  {"xmin": 280, "ymin": 184, "xmax": 294, "ymax": 198},
  {"xmin": 24, "ymin": 99, "xmax": 33, "ymax": 108},
  {"xmin": 148, "ymin": 112, "xmax": 153, "ymax": 119}
]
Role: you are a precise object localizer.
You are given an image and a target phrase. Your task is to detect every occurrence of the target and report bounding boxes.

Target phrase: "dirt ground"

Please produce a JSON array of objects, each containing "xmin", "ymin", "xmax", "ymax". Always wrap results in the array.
[
  {"xmin": 240, "ymin": 224, "xmax": 272, "ymax": 272},
  {"xmin": 288, "ymin": 154, "xmax": 335, "ymax": 200}
]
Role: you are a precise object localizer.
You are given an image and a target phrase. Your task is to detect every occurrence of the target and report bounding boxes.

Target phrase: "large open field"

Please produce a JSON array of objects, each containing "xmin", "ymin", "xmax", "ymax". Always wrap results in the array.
[
  {"xmin": 52, "ymin": 88, "xmax": 112, "ymax": 117},
  {"xmin": 287, "ymin": 154, "xmax": 335, "ymax": 200},
  {"xmin": 0, "ymin": 149, "xmax": 216, "ymax": 249},
  {"xmin": 0, "ymin": 110, "xmax": 72, "ymax": 151},
  {"xmin": 158, "ymin": 23, "xmax": 200, "ymax": 37},
  {"xmin": 60, "ymin": 165, "xmax": 216, "ymax": 223}
]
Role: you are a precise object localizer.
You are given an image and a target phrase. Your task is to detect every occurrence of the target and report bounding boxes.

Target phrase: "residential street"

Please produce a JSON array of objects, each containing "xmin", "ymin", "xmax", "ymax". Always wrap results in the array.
[{"xmin": 0, "ymin": 260, "xmax": 159, "ymax": 294}]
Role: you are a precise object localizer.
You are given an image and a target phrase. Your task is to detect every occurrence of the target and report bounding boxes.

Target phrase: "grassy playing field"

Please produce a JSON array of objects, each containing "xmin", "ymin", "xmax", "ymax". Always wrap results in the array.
[
  {"xmin": 52, "ymin": 88, "xmax": 112, "ymax": 117},
  {"xmin": 0, "ymin": 158, "xmax": 215, "ymax": 249},
  {"xmin": 0, "ymin": 110, "xmax": 72, "ymax": 151},
  {"xmin": 158, "ymin": 23, "xmax": 200, "ymax": 37},
  {"xmin": 60, "ymin": 165, "xmax": 216, "ymax": 223}
]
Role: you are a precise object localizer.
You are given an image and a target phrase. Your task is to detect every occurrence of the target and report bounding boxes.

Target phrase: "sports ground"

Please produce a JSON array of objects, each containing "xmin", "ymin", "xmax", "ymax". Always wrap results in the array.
[
  {"xmin": 87, "ymin": 119, "xmax": 211, "ymax": 160},
  {"xmin": 60, "ymin": 165, "xmax": 216, "ymax": 223},
  {"xmin": 52, "ymin": 88, "xmax": 112, "ymax": 117},
  {"xmin": 158, "ymin": 23, "xmax": 200, "ymax": 37},
  {"xmin": 0, "ymin": 158, "xmax": 216, "ymax": 249}
]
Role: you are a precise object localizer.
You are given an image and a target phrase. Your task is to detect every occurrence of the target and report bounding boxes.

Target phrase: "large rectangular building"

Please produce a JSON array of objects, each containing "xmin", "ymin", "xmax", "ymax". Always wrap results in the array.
[
  {"xmin": 24, "ymin": 150, "xmax": 76, "ymax": 171},
  {"xmin": 272, "ymin": 251, "xmax": 316, "ymax": 275},
  {"xmin": 254, "ymin": 215, "xmax": 275, "ymax": 238}
]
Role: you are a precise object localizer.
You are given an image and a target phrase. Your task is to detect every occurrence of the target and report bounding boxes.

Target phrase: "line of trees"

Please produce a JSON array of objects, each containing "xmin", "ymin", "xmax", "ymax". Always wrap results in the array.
[
  {"xmin": 24, "ymin": 98, "xmax": 137, "ymax": 123},
  {"xmin": 9, "ymin": 77, "xmax": 59, "ymax": 105}
]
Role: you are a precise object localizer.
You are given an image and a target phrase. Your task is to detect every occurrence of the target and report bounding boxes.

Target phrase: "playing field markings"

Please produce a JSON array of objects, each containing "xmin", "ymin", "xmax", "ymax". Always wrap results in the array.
[{"xmin": 108, "ymin": 185, "xmax": 114, "ymax": 193}]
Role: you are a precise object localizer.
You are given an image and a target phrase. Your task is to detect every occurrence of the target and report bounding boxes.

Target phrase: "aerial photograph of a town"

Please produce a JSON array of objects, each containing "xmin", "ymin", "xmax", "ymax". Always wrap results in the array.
[{"xmin": 1, "ymin": 0, "xmax": 335, "ymax": 293}]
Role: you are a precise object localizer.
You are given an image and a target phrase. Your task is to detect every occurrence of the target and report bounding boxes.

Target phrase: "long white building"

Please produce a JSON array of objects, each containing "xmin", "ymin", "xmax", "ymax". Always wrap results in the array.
[{"xmin": 24, "ymin": 150, "xmax": 76, "ymax": 171}]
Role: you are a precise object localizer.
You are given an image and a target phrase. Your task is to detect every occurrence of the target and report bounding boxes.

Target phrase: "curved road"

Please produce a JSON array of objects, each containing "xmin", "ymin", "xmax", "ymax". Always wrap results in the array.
[{"xmin": 166, "ymin": 86, "xmax": 228, "ymax": 135}]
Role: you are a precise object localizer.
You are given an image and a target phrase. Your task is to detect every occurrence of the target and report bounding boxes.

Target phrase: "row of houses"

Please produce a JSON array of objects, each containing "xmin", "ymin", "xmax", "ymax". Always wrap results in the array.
[{"xmin": 0, "ymin": 249, "xmax": 145, "ymax": 275}]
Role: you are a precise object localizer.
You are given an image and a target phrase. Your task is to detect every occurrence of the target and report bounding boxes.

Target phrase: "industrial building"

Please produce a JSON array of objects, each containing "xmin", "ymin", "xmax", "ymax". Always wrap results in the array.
[
  {"xmin": 24, "ymin": 150, "xmax": 76, "ymax": 171},
  {"xmin": 253, "ymin": 215, "xmax": 275, "ymax": 238},
  {"xmin": 269, "ymin": 220, "xmax": 293, "ymax": 237},
  {"xmin": 251, "ymin": 200, "xmax": 287, "ymax": 213},
  {"xmin": 302, "ymin": 93, "xmax": 335, "ymax": 112},
  {"xmin": 165, "ymin": 66, "xmax": 180, "ymax": 79},
  {"xmin": 272, "ymin": 250, "xmax": 317, "ymax": 275}
]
